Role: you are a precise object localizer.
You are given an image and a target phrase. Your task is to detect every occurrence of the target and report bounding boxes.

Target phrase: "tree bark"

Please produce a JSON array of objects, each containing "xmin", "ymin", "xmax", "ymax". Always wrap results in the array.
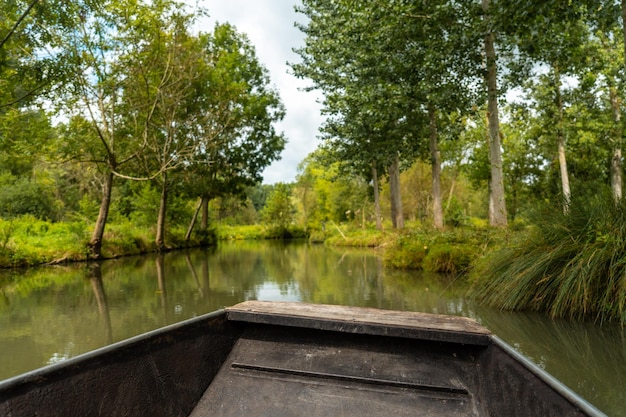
[
  {"xmin": 611, "ymin": 1, "xmax": 626, "ymax": 203},
  {"xmin": 185, "ymin": 199, "xmax": 202, "ymax": 241},
  {"xmin": 389, "ymin": 153, "xmax": 404, "ymax": 229},
  {"xmin": 482, "ymin": 0, "xmax": 508, "ymax": 228},
  {"xmin": 610, "ymin": 86, "xmax": 622, "ymax": 201},
  {"xmin": 428, "ymin": 103, "xmax": 444, "ymax": 229},
  {"xmin": 155, "ymin": 174, "xmax": 168, "ymax": 251},
  {"xmin": 200, "ymin": 196, "xmax": 209, "ymax": 230},
  {"xmin": 553, "ymin": 65, "xmax": 571, "ymax": 212},
  {"xmin": 371, "ymin": 162, "xmax": 382, "ymax": 230},
  {"xmin": 89, "ymin": 170, "xmax": 114, "ymax": 258}
]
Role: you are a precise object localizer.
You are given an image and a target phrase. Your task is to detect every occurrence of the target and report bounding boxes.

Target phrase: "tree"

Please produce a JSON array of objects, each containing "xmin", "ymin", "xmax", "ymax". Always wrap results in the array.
[
  {"xmin": 119, "ymin": 4, "xmax": 211, "ymax": 250},
  {"xmin": 294, "ymin": 0, "xmax": 487, "ymax": 230},
  {"xmin": 293, "ymin": 0, "xmax": 428, "ymax": 230},
  {"xmin": 588, "ymin": 3, "xmax": 626, "ymax": 200},
  {"xmin": 481, "ymin": 0, "xmax": 508, "ymax": 227},
  {"xmin": 262, "ymin": 183, "xmax": 295, "ymax": 232},
  {"xmin": 56, "ymin": 0, "xmax": 161, "ymax": 257},
  {"xmin": 294, "ymin": 151, "xmax": 371, "ymax": 230},
  {"xmin": 0, "ymin": 0, "xmax": 72, "ymax": 108},
  {"xmin": 182, "ymin": 24, "xmax": 286, "ymax": 239}
]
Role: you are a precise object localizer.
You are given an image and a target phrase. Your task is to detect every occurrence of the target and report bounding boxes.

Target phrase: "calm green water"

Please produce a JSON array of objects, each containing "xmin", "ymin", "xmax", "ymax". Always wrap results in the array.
[{"xmin": 0, "ymin": 240, "xmax": 624, "ymax": 415}]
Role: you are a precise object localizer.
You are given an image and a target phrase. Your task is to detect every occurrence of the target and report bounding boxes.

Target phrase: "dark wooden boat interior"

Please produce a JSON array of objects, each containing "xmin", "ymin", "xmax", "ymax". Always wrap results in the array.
[{"xmin": 0, "ymin": 301, "xmax": 606, "ymax": 417}]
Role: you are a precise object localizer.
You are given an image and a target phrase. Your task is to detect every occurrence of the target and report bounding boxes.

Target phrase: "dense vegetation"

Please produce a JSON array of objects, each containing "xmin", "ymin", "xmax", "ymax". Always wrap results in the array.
[
  {"xmin": 2, "ymin": 1, "xmax": 626, "ymax": 323},
  {"xmin": 291, "ymin": 0, "xmax": 626, "ymax": 324},
  {"xmin": 1, "ymin": 0, "xmax": 285, "ymax": 258}
]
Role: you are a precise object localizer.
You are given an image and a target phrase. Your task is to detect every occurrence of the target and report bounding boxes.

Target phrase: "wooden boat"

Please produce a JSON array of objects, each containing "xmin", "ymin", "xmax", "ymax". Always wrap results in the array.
[{"xmin": 0, "ymin": 301, "xmax": 606, "ymax": 417}]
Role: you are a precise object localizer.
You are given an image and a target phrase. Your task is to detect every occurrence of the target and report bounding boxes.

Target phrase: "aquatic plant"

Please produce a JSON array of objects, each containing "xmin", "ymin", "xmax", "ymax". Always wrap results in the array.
[{"xmin": 471, "ymin": 193, "xmax": 626, "ymax": 324}]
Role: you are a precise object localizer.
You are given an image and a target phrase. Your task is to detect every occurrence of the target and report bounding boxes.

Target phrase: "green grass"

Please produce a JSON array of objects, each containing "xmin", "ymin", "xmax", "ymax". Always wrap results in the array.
[
  {"xmin": 216, "ymin": 224, "xmax": 307, "ymax": 240},
  {"xmin": 0, "ymin": 216, "xmax": 90, "ymax": 266},
  {"xmin": 470, "ymin": 193, "xmax": 626, "ymax": 324},
  {"xmin": 381, "ymin": 227, "xmax": 499, "ymax": 273}
]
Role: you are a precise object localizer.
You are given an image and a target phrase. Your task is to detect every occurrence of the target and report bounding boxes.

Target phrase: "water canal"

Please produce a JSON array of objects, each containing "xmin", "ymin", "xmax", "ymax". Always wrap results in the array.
[{"xmin": 0, "ymin": 240, "xmax": 624, "ymax": 415}]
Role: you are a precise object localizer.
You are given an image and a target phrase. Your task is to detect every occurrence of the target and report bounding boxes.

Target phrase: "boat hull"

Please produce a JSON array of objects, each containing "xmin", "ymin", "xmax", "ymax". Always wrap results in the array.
[{"xmin": 0, "ymin": 301, "xmax": 606, "ymax": 417}]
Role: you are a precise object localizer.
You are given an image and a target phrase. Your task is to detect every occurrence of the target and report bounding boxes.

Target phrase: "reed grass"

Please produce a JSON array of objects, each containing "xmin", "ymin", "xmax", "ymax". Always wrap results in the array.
[{"xmin": 470, "ymin": 193, "xmax": 626, "ymax": 324}]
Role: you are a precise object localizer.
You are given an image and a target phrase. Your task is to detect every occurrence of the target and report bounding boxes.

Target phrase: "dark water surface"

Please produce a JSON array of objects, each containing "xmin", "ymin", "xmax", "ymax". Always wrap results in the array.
[{"xmin": 0, "ymin": 241, "xmax": 624, "ymax": 415}]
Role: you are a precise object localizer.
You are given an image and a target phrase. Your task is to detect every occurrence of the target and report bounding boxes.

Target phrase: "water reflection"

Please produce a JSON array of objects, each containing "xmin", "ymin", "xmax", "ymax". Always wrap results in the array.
[{"xmin": 0, "ymin": 241, "xmax": 623, "ymax": 415}]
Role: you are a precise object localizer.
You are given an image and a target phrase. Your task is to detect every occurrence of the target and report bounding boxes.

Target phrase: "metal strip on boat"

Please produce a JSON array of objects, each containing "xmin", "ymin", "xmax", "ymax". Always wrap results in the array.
[
  {"xmin": 490, "ymin": 335, "xmax": 607, "ymax": 417},
  {"xmin": 231, "ymin": 363, "xmax": 470, "ymax": 395}
]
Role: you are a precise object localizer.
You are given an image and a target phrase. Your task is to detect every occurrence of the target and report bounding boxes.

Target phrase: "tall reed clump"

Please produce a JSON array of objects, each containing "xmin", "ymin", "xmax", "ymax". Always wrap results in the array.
[{"xmin": 470, "ymin": 193, "xmax": 626, "ymax": 324}]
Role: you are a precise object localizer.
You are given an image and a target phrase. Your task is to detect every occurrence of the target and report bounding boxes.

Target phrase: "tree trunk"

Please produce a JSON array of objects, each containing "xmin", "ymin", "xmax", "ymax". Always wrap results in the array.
[
  {"xmin": 200, "ymin": 196, "xmax": 209, "ymax": 230},
  {"xmin": 185, "ymin": 199, "xmax": 202, "ymax": 241},
  {"xmin": 482, "ymin": 0, "xmax": 508, "ymax": 228},
  {"xmin": 429, "ymin": 103, "xmax": 444, "ymax": 229},
  {"xmin": 554, "ymin": 65, "xmax": 571, "ymax": 212},
  {"xmin": 389, "ymin": 154, "xmax": 404, "ymax": 229},
  {"xmin": 155, "ymin": 174, "xmax": 168, "ymax": 251},
  {"xmin": 89, "ymin": 170, "xmax": 114, "ymax": 258},
  {"xmin": 371, "ymin": 162, "xmax": 382, "ymax": 231},
  {"xmin": 445, "ymin": 167, "xmax": 459, "ymax": 213},
  {"xmin": 610, "ymin": 86, "xmax": 623, "ymax": 201}
]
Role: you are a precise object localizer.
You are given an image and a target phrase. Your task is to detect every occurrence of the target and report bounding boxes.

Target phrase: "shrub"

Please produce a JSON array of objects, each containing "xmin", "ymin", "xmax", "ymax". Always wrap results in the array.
[
  {"xmin": 383, "ymin": 235, "xmax": 428, "ymax": 269},
  {"xmin": 423, "ymin": 244, "xmax": 474, "ymax": 274},
  {"xmin": 0, "ymin": 175, "xmax": 60, "ymax": 221}
]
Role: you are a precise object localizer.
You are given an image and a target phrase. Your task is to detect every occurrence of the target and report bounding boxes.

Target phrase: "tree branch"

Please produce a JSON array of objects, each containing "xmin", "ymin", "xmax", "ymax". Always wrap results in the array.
[{"xmin": 0, "ymin": 0, "xmax": 41, "ymax": 51}]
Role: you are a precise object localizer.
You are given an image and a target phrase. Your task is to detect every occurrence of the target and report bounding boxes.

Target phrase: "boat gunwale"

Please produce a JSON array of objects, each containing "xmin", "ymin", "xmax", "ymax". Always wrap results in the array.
[
  {"xmin": 490, "ymin": 335, "xmax": 607, "ymax": 417},
  {"xmin": 0, "ymin": 308, "xmax": 227, "ymax": 393}
]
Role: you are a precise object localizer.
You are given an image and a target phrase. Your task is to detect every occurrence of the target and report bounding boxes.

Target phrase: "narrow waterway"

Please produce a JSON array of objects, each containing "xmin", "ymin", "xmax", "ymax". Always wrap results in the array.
[{"xmin": 0, "ymin": 241, "xmax": 623, "ymax": 415}]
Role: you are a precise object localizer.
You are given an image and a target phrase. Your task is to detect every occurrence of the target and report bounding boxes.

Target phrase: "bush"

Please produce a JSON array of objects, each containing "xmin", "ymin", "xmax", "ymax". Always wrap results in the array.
[
  {"xmin": 383, "ymin": 234, "xmax": 428, "ymax": 269},
  {"xmin": 422, "ymin": 244, "xmax": 474, "ymax": 274},
  {"xmin": 0, "ymin": 175, "xmax": 61, "ymax": 221}
]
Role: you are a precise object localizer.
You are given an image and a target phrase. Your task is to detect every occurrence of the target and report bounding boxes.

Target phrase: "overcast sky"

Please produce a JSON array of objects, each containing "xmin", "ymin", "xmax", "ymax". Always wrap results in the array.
[{"xmin": 197, "ymin": 0, "xmax": 324, "ymax": 184}]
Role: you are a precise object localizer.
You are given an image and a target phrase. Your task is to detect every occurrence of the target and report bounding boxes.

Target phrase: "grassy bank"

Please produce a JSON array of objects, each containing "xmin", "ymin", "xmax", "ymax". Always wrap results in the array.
[
  {"xmin": 0, "ymin": 217, "xmax": 308, "ymax": 268},
  {"xmin": 3, "ymin": 211, "xmax": 623, "ymax": 325},
  {"xmin": 0, "ymin": 215, "xmax": 499, "ymax": 272}
]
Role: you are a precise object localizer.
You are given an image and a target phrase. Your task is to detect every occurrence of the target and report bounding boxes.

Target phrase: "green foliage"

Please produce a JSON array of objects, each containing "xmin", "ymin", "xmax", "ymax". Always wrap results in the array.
[
  {"xmin": 383, "ymin": 236, "xmax": 428, "ymax": 270},
  {"xmin": 0, "ymin": 174, "xmax": 60, "ymax": 221},
  {"xmin": 383, "ymin": 227, "xmax": 496, "ymax": 272},
  {"xmin": 444, "ymin": 197, "xmax": 466, "ymax": 227},
  {"xmin": 217, "ymin": 225, "xmax": 267, "ymax": 240},
  {"xmin": 471, "ymin": 193, "xmax": 626, "ymax": 324},
  {"xmin": 0, "ymin": 216, "xmax": 89, "ymax": 266},
  {"xmin": 422, "ymin": 245, "xmax": 474, "ymax": 274},
  {"xmin": 216, "ymin": 224, "xmax": 306, "ymax": 241},
  {"xmin": 295, "ymin": 152, "xmax": 372, "ymax": 230},
  {"xmin": 324, "ymin": 226, "xmax": 389, "ymax": 247},
  {"xmin": 261, "ymin": 183, "xmax": 296, "ymax": 230},
  {"xmin": 125, "ymin": 183, "xmax": 191, "ymax": 228},
  {"xmin": 209, "ymin": 196, "xmax": 258, "ymax": 226}
]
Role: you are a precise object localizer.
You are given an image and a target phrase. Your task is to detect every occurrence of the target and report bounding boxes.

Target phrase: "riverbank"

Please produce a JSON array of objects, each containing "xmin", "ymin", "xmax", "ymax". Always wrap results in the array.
[
  {"xmin": 0, "ymin": 215, "xmax": 495, "ymax": 272},
  {"xmin": 0, "ymin": 217, "xmax": 311, "ymax": 268},
  {"xmin": 2, "ymin": 213, "xmax": 624, "ymax": 325}
]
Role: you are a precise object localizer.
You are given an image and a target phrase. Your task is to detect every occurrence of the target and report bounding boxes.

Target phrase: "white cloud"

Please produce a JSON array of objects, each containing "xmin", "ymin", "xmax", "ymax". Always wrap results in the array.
[{"xmin": 197, "ymin": 0, "xmax": 324, "ymax": 184}]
